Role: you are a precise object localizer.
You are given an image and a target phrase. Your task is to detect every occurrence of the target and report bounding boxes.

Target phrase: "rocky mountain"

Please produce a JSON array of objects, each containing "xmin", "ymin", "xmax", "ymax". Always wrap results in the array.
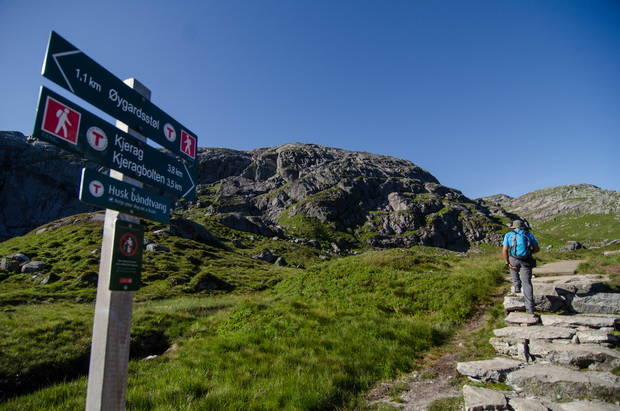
[
  {"xmin": 0, "ymin": 131, "xmax": 97, "ymax": 241},
  {"xmin": 191, "ymin": 143, "xmax": 503, "ymax": 251},
  {"xmin": 0, "ymin": 132, "xmax": 503, "ymax": 250},
  {"xmin": 482, "ymin": 184, "xmax": 620, "ymax": 222}
]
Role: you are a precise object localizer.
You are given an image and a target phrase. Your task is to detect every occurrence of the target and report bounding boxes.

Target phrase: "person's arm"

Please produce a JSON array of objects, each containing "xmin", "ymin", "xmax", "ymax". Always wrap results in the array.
[
  {"xmin": 531, "ymin": 243, "xmax": 540, "ymax": 254},
  {"xmin": 502, "ymin": 245, "xmax": 516, "ymax": 269}
]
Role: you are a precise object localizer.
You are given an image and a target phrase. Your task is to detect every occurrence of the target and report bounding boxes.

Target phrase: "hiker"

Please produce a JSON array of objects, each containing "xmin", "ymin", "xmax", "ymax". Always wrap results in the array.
[{"xmin": 502, "ymin": 220, "xmax": 540, "ymax": 315}]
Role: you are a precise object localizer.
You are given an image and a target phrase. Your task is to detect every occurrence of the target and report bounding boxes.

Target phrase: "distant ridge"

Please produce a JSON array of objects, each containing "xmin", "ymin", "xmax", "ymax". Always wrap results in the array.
[{"xmin": 481, "ymin": 184, "xmax": 620, "ymax": 221}]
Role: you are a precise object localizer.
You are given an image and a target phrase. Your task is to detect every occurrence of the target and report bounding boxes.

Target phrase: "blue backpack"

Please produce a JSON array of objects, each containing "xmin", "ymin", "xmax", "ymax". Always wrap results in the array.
[{"xmin": 510, "ymin": 230, "xmax": 531, "ymax": 258}]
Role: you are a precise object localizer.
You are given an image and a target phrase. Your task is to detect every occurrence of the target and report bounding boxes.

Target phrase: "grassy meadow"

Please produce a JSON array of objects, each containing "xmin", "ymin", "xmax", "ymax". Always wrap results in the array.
[{"xmin": 1, "ymin": 211, "xmax": 619, "ymax": 409}]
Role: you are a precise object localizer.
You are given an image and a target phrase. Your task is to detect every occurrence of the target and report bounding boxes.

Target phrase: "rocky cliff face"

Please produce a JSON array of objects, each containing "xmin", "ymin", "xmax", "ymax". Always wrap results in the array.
[
  {"xmin": 191, "ymin": 143, "xmax": 503, "ymax": 251},
  {"xmin": 0, "ymin": 132, "xmax": 97, "ymax": 241},
  {"xmin": 0, "ymin": 132, "xmax": 504, "ymax": 250}
]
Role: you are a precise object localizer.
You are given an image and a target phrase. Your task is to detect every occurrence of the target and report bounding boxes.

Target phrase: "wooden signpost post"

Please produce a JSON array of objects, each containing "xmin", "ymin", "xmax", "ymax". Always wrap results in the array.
[
  {"xmin": 32, "ymin": 32, "xmax": 198, "ymax": 410},
  {"xmin": 86, "ymin": 79, "xmax": 148, "ymax": 410}
]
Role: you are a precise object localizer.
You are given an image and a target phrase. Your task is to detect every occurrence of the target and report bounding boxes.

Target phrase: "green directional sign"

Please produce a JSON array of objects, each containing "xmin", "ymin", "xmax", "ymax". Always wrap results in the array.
[
  {"xmin": 109, "ymin": 219, "xmax": 143, "ymax": 291},
  {"xmin": 33, "ymin": 87, "xmax": 196, "ymax": 200},
  {"xmin": 79, "ymin": 168, "xmax": 171, "ymax": 223},
  {"xmin": 42, "ymin": 31, "xmax": 197, "ymax": 163}
]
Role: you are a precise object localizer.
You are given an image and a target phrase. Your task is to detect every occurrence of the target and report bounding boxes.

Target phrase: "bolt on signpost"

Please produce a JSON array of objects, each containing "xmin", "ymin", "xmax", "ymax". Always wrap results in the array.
[{"xmin": 33, "ymin": 31, "xmax": 197, "ymax": 410}]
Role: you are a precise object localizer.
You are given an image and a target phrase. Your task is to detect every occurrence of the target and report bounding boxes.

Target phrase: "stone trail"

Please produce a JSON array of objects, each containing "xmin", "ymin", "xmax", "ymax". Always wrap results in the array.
[{"xmin": 457, "ymin": 260, "xmax": 620, "ymax": 410}]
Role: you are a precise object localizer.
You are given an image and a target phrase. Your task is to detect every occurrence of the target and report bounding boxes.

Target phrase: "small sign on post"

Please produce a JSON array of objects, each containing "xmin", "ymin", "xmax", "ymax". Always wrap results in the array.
[{"xmin": 109, "ymin": 220, "xmax": 143, "ymax": 291}]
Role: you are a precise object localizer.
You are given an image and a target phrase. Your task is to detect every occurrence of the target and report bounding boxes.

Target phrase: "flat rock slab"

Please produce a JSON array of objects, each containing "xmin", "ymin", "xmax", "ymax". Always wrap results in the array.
[
  {"xmin": 568, "ymin": 293, "xmax": 620, "ymax": 314},
  {"xmin": 576, "ymin": 330, "xmax": 620, "ymax": 345},
  {"xmin": 489, "ymin": 337, "xmax": 530, "ymax": 361},
  {"xmin": 456, "ymin": 358, "xmax": 523, "ymax": 382},
  {"xmin": 504, "ymin": 296, "xmax": 525, "ymax": 312},
  {"xmin": 462, "ymin": 385, "xmax": 508, "ymax": 411},
  {"xmin": 540, "ymin": 314, "xmax": 618, "ymax": 329},
  {"xmin": 504, "ymin": 294, "xmax": 570, "ymax": 313},
  {"xmin": 506, "ymin": 364, "xmax": 620, "ymax": 403},
  {"xmin": 505, "ymin": 312, "xmax": 541, "ymax": 325},
  {"xmin": 506, "ymin": 397, "xmax": 551, "ymax": 411},
  {"xmin": 494, "ymin": 326, "xmax": 576, "ymax": 340},
  {"xmin": 533, "ymin": 260, "xmax": 586, "ymax": 275},
  {"xmin": 528, "ymin": 341, "xmax": 620, "ymax": 371},
  {"xmin": 553, "ymin": 279, "xmax": 608, "ymax": 296},
  {"xmin": 532, "ymin": 274, "xmax": 610, "ymax": 286},
  {"xmin": 560, "ymin": 400, "xmax": 620, "ymax": 410}
]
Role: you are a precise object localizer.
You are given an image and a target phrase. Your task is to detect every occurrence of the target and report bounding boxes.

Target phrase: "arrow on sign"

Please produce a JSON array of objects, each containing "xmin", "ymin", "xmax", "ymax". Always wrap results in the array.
[
  {"xmin": 80, "ymin": 168, "xmax": 171, "ymax": 223},
  {"xmin": 51, "ymin": 50, "xmax": 82, "ymax": 94},
  {"xmin": 42, "ymin": 31, "xmax": 198, "ymax": 162}
]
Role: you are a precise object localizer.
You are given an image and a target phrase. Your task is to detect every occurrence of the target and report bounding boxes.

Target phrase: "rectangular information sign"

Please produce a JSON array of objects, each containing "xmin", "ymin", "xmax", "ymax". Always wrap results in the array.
[
  {"xmin": 33, "ymin": 86, "xmax": 196, "ymax": 200},
  {"xmin": 110, "ymin": 220, "xmax": 143, "ymax": 291},
  {"xmin": 79, "ymin": 168, "xmax": 171, "ymax": 223},
  {"xmin": 42, "ymin": 31, "xmax": 197, "ymax": 163}
]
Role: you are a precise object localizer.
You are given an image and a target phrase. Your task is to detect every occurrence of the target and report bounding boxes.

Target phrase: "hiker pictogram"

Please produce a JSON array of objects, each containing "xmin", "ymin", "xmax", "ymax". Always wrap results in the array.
[
  {"xmin": 180, "ymin": 130, "xmax": 196, "ymax": 159},
  {"xmin": 42, "ymin": 97, "xmax": 81, "ymax": 144}
]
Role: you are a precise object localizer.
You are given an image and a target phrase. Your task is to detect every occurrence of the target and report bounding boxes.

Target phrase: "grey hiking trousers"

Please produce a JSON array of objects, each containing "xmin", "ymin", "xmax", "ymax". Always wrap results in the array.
[{"xmin": 509, "ymin": 256, "xmax": 536, "ymax": 314}]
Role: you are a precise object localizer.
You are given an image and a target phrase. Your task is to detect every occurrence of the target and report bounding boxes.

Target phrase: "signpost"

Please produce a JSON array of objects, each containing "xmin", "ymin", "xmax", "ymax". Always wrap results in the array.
[
  {"xmin": 85, "ymin": 79, "xmax": 147, "ymax": 411},
  {"xmin": 42, "ymin": 31, "xmax": 198, "ymax": 163},
  {"xmin": 32, "ymin": 31, "xmax": 201, "ymax": 410},
  {"xmin": 34, "ymin": 87, "xmax": 196, "ymax": 200},
  {"xmin": 79, "ymin": 168, "xmax": 171, "ymax": 223}
]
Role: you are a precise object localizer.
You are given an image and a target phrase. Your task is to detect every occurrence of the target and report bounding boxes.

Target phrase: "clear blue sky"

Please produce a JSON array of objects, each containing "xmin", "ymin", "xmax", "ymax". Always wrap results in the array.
[{"xmin": 1, "ymin": 0, "xmax": 619, "ymax": 199}]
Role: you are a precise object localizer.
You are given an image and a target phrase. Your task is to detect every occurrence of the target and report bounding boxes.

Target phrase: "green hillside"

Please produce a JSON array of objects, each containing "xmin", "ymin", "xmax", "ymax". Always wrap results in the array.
[{"xmin": 1, "ymin": 206, "xmax": 619, "ymax": 409}]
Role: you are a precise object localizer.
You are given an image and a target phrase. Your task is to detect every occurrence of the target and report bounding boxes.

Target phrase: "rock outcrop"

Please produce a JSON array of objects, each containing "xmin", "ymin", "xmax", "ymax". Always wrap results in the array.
[
  {"xmin": 0, "ymin": 131, "xmax": 97, "ymax": 241},
  {"xmin": 193, "ymin": 143, "xmax": 504, "ymax": 250}
]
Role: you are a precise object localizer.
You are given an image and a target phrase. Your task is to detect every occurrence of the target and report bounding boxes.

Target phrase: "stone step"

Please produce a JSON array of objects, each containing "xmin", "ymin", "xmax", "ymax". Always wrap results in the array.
[
  {"xmin": 462, "ymin": 385, "xmax": 508, "ymax": 411},
  {"xmin": 504, "ymin": 290, "xmax": 620, "ymax": 315},
  {"xmin": 540, "ymin": 314, "xmax": 618, "ymax": 329},
  {"xmin": 575, "ymin": 330, "xmax": 620, "ymax": 346},
  {"xmin": 568, "ymin": 293, "xmax": 620, "ymax": 315},
  {"xmin": 462, "ymin": 384, "xmax": 620, "ymax": 410},
  {"xmin": 493, "ymin": 326, "xmax": 576, "ymax": 341},
  {"xmin": 505, "ymin": 312, "xmax": 541, "ymax": 325},
  {"xmin": 532, "ymin": 260, "xmax": 586, "ymax": 275},
  {"xmin": 456, "ymin": 357, "xmax": 523, "ymax": 382},
  {"xmin": 561, "ymin": 400, "xmax": 620, "ymax": 410},
  {"xmin": 532, "ymin": 274, "xmax": 611, "ymax": 296},
  {"xmin": 490, "ymin": 337, "xmax": 620, "ymax": 370},
  {"xmin": 490, "ymin": 337, "xmax": 530, "ymax": 361},
  {"xmin": 528, "ymin": 341, "xmax": 620, "ymax": 371},
  {"xmin": 506, "ymin": 364, "xmax": 620, "ymax": 404}
]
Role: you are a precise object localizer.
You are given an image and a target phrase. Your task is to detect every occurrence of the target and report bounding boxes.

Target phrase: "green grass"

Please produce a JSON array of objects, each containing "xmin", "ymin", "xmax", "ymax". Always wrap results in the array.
[
  {"xmin": 428, "ymin": 396, "xmax": 463, "ymax": 411},
  {"xmin": 533, "ymin": 213, "xmax": 620, "ymax": 249},
  {"xmin": 1, "ymin": 240, "xmax": 505, "ymax": 409}
]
